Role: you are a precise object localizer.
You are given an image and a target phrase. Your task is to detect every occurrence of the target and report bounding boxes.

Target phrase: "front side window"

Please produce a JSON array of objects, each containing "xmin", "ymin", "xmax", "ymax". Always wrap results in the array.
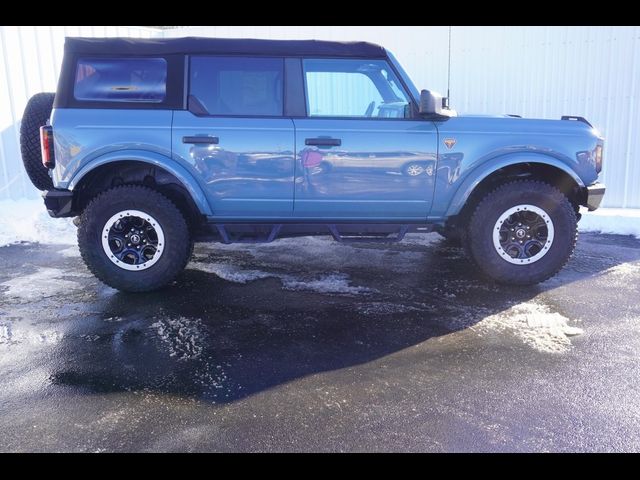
[
  {"xmin": 190, "ymin": 56, "xmax": 284, "ymax": 116},
  {"xmin": 74, "ymin": 57, "xmax": 167, "ymax": 103},
  {"xmin": 303, "ymin": 59, "xmax": 411, "ymax": 118}
]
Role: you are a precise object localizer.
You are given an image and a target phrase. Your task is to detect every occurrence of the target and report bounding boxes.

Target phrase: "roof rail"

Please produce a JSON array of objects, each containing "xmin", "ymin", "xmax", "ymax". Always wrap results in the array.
[{"xmin": 561, "ymin": 115, "xmax": 592, "ymax": 127}]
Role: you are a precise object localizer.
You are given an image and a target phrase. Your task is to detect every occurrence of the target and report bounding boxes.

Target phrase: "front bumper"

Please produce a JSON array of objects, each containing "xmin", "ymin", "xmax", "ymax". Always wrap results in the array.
[
  {"xmin": 42, "ymin": 189, "xmax": 75, "ymax": 218},
  {"xmin": 586, "ymin": 182, "xmax": 606, "ymax": 211}
]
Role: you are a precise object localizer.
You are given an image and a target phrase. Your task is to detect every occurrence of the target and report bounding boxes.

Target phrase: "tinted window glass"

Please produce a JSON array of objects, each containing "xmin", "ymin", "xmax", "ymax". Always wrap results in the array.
[
  {"xmin": 74, "ymin": 57, "xmax": 167, "ymax": 103},
  {"xmin": 303, "ymin": 59, "xmax": 410, "ymax": 118},
  {"xmin": 190, "ymin": 57, "xmax": 284, "ymax": 116}
]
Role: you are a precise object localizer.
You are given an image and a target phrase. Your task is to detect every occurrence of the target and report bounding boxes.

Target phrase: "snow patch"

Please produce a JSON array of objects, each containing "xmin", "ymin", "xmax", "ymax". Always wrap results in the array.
[
  {"xmin": 189, "ymin": 261, "xmax": 373, "ymax": 295},
  {"xmin": 189, "ymin": 262, "xmax": 273, "ymax": 283},
  {"xmin": 281, "ymin": 273, "xmax": 374, "ymax": 295},
  {"xmin": 0, "ymin": 324, "xmax": 12, "ymax": 344},
  {"xmin": 59, "ymin": 245, "xmax": 80, "ymax": 257},
  {"xmin": 0, "ymin": 321, "xmax": 63, "ymax": 347},
  {"xmin": 473, "ymin": 302, "xmax": 583, "ymax": 353},
  {"xmin": 0, "ymin": 199, "xmax": 76, "ymax": 246},
  {"xmin": 579, "ymin": 207, "xmax": 640, "ymax": 239},
  {"xmin": 1, "ymin": 267, "xmax": 83, "ymax": 300},
  {"xmin": 200, "ymin": 235, "xmax": 425, "ymax": 274},
  {"xmin": 400, "ymin": 232, "xmax": 444, "ymax": 246},
  {"xmin": 355, "ymin": 302, "xmax": 424, "ymax": 315},
  {"xmin": 604, "ymin": 262, "xmax": 640, "ymax": 280},
  {"xmin": 152, "ymin": 316, "xmax": 206, "ymax": 360}
]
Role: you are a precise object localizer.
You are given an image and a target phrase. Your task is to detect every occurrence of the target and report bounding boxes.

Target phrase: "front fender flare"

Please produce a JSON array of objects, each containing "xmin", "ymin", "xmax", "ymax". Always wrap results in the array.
[
  {"xmin": 444, "ymin": 154, "xmax": 585, "ymax": 217},
  {"xmin": 67, "ymin": 149, "xmax": 213, "ymax": 216}
]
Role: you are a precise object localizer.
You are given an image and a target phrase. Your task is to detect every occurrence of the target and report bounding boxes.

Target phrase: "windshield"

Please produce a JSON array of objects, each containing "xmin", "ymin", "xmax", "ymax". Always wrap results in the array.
[{"xmin": 386, "ymin": 50, "xmax": 420, "ymax": 103}]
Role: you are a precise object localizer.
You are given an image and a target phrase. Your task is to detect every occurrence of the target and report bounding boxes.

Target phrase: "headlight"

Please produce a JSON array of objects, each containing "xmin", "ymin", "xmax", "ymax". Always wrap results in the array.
[{"xmin": 594, "ymin": 145, "xmax": 603, "ymax": 173}]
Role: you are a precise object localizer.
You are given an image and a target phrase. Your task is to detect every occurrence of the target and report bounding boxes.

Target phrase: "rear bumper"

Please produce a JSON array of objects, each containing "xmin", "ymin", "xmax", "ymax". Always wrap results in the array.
[
  {"xmin": 42, "ymin": 189, "xmax": 75, "ymax": 218},
  {"xmin": 586, "ymin": 182, "xmax": 606, "ymax": 211}
]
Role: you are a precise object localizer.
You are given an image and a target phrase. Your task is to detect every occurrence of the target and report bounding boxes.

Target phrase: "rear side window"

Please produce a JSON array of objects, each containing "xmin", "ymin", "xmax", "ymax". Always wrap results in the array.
[
  {"xmin": 190, "ymin": 56, "xmax": 284, "ymax": 116},
  {"xmin": 74, "ymin": 57, "xmax": 167, "ymax": 103}
]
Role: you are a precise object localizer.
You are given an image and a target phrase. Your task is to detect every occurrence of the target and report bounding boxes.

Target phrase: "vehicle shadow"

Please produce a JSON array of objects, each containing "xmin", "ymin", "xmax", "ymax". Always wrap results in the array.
[{"xmin": 48, "ymin": 232, "xmax": 640, "ymax": 404}]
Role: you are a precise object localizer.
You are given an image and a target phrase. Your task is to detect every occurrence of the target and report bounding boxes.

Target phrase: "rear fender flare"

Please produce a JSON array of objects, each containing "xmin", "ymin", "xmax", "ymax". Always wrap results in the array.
[{"xmin": 68, "ymin": 149, "xmax": 212, "ymax": 216}]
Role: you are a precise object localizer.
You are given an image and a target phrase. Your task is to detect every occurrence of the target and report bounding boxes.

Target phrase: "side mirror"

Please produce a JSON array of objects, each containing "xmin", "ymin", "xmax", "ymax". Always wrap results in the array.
[{"xmin": 419, "ymin": 90, "xmax": 455, "ymax": 118}]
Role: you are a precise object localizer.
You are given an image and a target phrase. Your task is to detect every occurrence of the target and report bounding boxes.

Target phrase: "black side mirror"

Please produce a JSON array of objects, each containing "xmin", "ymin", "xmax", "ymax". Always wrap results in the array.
[{"xmin": 419, "ymin": 90, "xmax": 454, "ymax": 118}]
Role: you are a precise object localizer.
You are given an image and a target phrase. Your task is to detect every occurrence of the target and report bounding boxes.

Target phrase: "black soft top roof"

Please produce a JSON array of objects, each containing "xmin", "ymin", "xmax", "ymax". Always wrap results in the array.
[{"xmin": 64, "ymin": 36, "xmax": 387, "ymax": 58}]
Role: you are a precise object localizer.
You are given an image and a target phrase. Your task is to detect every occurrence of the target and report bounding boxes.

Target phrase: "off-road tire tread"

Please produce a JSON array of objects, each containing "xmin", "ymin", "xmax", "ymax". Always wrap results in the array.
[
  {"xmin": 78, "ymin": 185, "xmax": 191, "ymax": 292},
  {"xmin": 20, "ymin": 92, "xmax": 55, "ymax": 191},
  {"xmin": 462, "ymin": 180, "xmax": 577, "ymax": 285}
]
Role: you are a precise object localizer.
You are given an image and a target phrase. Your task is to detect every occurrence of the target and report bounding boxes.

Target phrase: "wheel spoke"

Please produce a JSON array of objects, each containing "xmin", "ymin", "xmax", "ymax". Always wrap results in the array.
[
  {"xmin": 108, "ymin": 233, "xmax": 127, "ymax": 254},
  {"xmin": 493, "ymin": 204, "xmax": 555, "ymax": 265},
  {"xmin": 102, "ymin": 210, "xmax": 165, "ymax": 271}
]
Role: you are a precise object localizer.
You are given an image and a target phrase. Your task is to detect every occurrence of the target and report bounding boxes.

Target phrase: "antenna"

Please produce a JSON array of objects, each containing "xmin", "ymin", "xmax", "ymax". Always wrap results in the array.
[{"xmin": 446, "ymin": 25, "xmax": 452, "ymax": 109}]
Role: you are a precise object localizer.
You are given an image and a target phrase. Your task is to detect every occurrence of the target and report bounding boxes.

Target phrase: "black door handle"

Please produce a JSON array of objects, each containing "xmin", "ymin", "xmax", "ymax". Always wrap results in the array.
[
  {"xmin": 305, "ymin": 138, "xmax": 341, "ymax": 147},
  {"xmin": 183, "ymin": 136, "xmax": 219, "ymax": 144}
]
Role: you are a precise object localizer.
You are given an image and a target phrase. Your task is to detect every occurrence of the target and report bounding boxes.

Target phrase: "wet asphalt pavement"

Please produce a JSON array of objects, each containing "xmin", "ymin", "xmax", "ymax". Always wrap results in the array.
[{"xmin": 0, "ymin": 231, "xmax": 639, "ymax": 452}]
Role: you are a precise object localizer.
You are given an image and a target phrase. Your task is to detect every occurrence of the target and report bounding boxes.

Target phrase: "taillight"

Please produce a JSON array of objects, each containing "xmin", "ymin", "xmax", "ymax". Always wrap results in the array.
[
  {"xmin": 594, "ymin": 145, "xmax": 603, "ymax": 174},
  {"xmin": 40, "ymin": 125, "xmax": 55, "ymax": 169}
]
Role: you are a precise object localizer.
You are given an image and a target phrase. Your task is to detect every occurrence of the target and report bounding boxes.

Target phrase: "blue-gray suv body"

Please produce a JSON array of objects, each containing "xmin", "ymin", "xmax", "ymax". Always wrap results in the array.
[{"xmin": 20, "ymin": 36, "xmax": 605, "ymax": 292}]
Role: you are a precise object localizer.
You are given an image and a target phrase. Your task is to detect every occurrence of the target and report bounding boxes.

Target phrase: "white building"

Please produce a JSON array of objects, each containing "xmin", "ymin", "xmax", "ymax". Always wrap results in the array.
[{"xmin": 1, "ymin": 26, "xmax": 637, "ymax": 208}]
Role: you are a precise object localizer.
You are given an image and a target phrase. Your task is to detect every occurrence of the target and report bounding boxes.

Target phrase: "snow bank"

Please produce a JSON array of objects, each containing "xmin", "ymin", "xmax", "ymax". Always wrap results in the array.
[
  {"xmin": 579, "ymin": 207, "xmax": 640, "ymax": 238},
  {"xmin": 0, "ymin": 199, "xmax": 76, "ymax": 246}
]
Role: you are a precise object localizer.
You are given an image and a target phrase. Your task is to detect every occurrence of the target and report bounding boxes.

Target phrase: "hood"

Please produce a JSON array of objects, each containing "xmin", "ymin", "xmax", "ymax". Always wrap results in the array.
[{"xmin": 452, "ymin": 113, "xmax": 603, "ymax": 138}]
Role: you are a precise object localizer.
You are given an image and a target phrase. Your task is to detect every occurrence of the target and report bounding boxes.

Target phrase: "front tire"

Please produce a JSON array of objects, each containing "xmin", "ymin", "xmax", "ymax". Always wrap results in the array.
[
  {"xmin": 78, "ymin": 185, "xmax": 191, "ymax": 292},
  {"xmin": 463, "ymin": 180, "xmax": 577, "ymax": 285}
]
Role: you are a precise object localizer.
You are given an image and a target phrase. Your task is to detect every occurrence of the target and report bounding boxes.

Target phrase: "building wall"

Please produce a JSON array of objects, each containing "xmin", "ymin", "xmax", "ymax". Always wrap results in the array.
[
  {"xmin": 1, "ymin": 26, "xmax": 637, "ymax": 208},
  {"xmin": 0, "ymin": 26, "xmax": 157, "ymax": 200}
]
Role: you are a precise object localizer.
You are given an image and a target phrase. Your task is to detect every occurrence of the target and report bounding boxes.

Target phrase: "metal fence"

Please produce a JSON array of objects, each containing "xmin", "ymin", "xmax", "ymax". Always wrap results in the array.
[{"xmin": 1, "ymin": 26, "xmax": 637, "ymax": 208}]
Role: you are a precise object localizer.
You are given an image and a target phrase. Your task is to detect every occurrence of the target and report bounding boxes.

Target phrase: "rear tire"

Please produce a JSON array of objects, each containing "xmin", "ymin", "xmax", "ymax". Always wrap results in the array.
[
  {"xmin": 462, "ymin": 180, "xmax": 577, "ymax": 285},
  {"xmin": 78, "ymin": 185, "xmax": 191, "ymax": 292},
  {"xmin": 20, "ymin": 92, "xmax": 55, "ymax": 191}
]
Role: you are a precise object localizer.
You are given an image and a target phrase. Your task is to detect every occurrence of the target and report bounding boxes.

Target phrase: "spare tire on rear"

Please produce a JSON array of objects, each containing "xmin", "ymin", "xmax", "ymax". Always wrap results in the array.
[{"xmin": 20, "ymin": 92, "xmax": 55, "ymax": 191}]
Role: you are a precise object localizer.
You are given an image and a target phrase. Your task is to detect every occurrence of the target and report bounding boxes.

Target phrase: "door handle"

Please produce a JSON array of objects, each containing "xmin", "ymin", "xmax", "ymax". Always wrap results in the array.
[
  {"xmin": 183, "ymin": 136, "xmax": 219, "ymax": 144},
  {"xmin": 305, "ymin": 137, "xmax": 341, "ymax": 147}
]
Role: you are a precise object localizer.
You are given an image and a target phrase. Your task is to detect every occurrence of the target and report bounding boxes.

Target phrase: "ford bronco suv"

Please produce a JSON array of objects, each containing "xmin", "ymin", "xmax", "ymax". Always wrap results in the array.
[{"xmin": 21, "ymin": 37, "xmax": 605, "ymax": 292}]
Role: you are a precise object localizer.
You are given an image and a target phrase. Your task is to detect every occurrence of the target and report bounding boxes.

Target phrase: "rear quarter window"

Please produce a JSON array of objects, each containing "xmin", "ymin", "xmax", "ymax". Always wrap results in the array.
[{"xmin": 74, "ymin": 57, "xmax": 167, "ymax": 103}]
